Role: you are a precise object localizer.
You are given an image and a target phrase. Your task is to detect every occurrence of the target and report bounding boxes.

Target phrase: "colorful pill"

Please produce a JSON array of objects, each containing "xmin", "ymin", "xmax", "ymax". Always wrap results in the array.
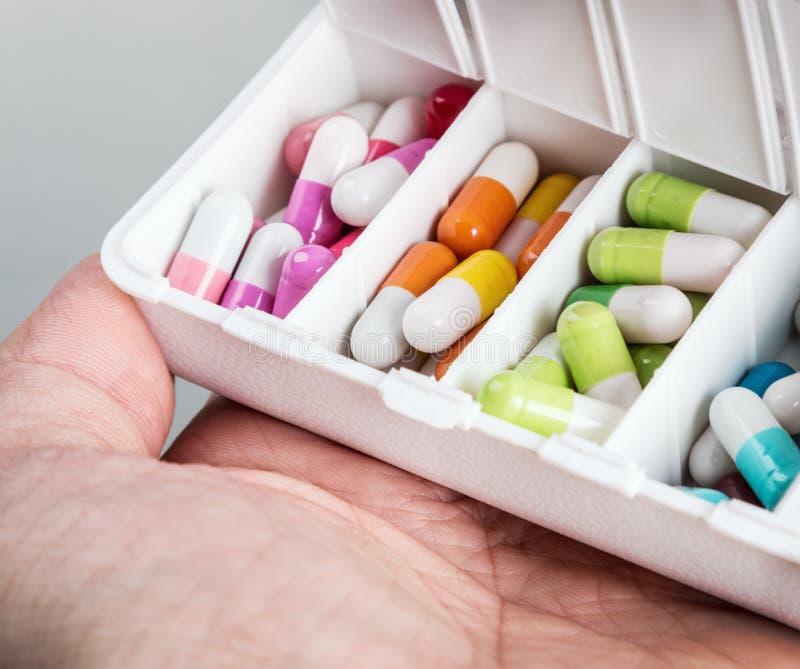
[
  {"xmin": 365, "ymin": 97, "xmax": 427, "ymax": 162},
  {"xmin": 437, "ymin": 142, "xmax": 539, "ymax": 260},
  {"xmin": 557, "ymin": 301, "xmax": 642, "ymax": 409},
  {"xmin": 331, "ymin": 138, "xmax": 436, "ymax": 226},
  {"xmin": 516, "ymin": 175, "xmax": 599, "ymax": 277},
  {"xmin": 628, "ymin": 343, "xmax": 672, "ymax": 387},
  {"xmin": 249, "ymin": 206, "xmax": 288, "ymax": 241},
  {"xmin": 566, "ymin": 284, "xmax": 692, "ymax": 344},
  {"xmin": 433, "ymin": 323, "xmax": 485, "ymax": 380},
  {"xmin": 402, "ymin": 249, "xmax": 517, "ymax": 353},
  {"xmin": 478, "ymin": 372, "xmax": 623, "ymax": 442},
  {"xmin": 684, "ymin": 291, "xmax": 709, "ymax": 320},
  {"xmin": 676, "ymin": 487, "xmax": 730, "ymax": 504},
  {"xmin": 689, "ymin": 361, "xmax": 795, "ymax": 486},
  {"xmin": 713, "ymin": 472, "xmax": 761, "ymax": 505},
  {"xmin": 167, "ymin": 191, "xmax": 253, "ymax": 303},
  {"xmin": 710, "ymin": 386, "xmax": 800, "ymax": 510},
  {"xmin": 424, "ymin": 83, "xmax": 475, "ymax": 138},
  {"xmin": 493, "ymin": 173, "xmax": 579, "ymax": 262},
  {"xmin": 763, "ymin": 372, "xmax": 800, "ymax": 435},
  {"xmin": 514, "ymin": 332, "xmax": 571, "ymax": 387},
  {"xmin": 351, "ymin": 242, "xmax": 457, "ymax": 368},
  {"xmin": 283, "ymin": 101, "xmax": 384, "ymax": 175},
  {"xmin": 627, "ymin": 172, "xmax": 771, "ymax": 248},
  {"xmin": 587, "ymin": 227, "xmax": 744, "ymax": 293},
  {"xmin": 272, "ymin": 245, "xmax": 336, "ymax": 319},
  {"xmin": 328, "ymin": 228, "xmax": 364, "ymax": 259},
  {"xmin": 220, "ymin": 223, "xmax": 303, "ymax": 313},
  {"xmin": 284, "ymin": 116, "xmax": 368, "ymax": 246}
]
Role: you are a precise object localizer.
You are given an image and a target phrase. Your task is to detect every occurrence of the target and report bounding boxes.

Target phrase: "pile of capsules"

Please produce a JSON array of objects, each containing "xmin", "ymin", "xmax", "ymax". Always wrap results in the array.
[
  {"xmin": 475, "ymin": 171, "xmax": 772, "ymax": 445},
  {"xmin": 166, "ymin": 83, "xmax": 475, "ymax": 314}
]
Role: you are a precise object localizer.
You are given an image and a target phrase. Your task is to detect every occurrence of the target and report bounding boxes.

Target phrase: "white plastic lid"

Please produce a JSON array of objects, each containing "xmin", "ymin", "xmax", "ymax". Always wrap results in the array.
[
  {"xmin": 466, "ymin": 0, "xmax": 631, "ymax": 135},
  {"xmin": 767, "ymin": 0, "xmax": 800, "ymax": 194},
  {"xmin": 611, "ymin": 0, "xmax": 787, "ymax": 192},
  {"xmin": 323, "ymin": 0, "xmax": 479, "ymax": 79}
]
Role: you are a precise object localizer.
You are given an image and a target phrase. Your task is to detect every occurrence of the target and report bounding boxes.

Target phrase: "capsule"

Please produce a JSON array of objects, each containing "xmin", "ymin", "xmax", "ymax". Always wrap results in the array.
[
  {"xmin": 437, "ymin": 142, "xmax": 539, "ymax": 260},
  {"xmin": 493, "ymin": 173, "xmax": 579, "ymax": 262},
  {"xmin": 684, "ymin": 291, "xmax": 709, "ymax": 320},
  {"xmin": 424, "ymin": 83, "xmax": 475, "ymax": 138},
  {"xmin": 557, "ymin": 301, "xmax": 642, "ymax": 409},
  {"xmin": 284, "ymin": 116, "xmax": 368, "ymax": 246},
  {"xmin": 763, "ymin": 371, "xmax": 800, "ymax": 435},
  {"xmin": 402, "ymin": 250, "xmax": 517, "ymax": 353},
  {"xmin": 588, "ymin": 227, "xmax": 744, "ymax": 293},
  {"xmin": 566, "ymin": 284, "xmax": 692, "ymax": 344},
  {"xmin": 271, "ymin": 245, "xmax": 337, "ymax": 319},
  {"xmin": 516, "ymin": 175, "xmax": 599, "ymax": 277},
  {"xmin": 689, "ymin": 361, "xmax": 795, "ymax": 486},
  {"xmin": 514, "ymin": 332, "xmax": 571, "ymax": 387},
  {"xmin": 714, "ymin": 472, "xmax": 761, "ymax": 505},
  {"xmin": 219, "ymin": 223, "xmax": 303, "ymax": 313},
  {"xmin": 283, "ymin": 101, "xmax": 384, "ymax": 175},
  {"xmin": 365, "ymin": 97, "xmax": 427, "ymax": 162},
  {"xmin": 249, "ymin": 206, "xmax": 288, "ymax": 241},
  {"xmin": 433, "ymin": 323, "xmax": 485, "ymax": 380},
  {"xmin": 328, "ymin": 228, "xmax": 364, "ymax": 259},
  {"xmin": 627, "ymin": 172, "xmax": 771, "ymax": 248},
  {"xmin": 628, "ymin": 343, "xmax": 672, "ymax": 387},
  {"xmin": 478, "ymin": 372, "xmax": 623, "ymax": 442},
  {"xmin": 331, "ymin": 138, "xmax": 436, "ymax": 226},
  {"xmin": 167, "ymin": 191, "xmax": 253, "ymax": 303},
  {"xmin": 351, "ymin": 242, "xmax": 458, "ymax": 368},
  {"xmin": 710, "ymin": 386, "xmax": 800, "ymax": 510},
  {"xmin": 676, "ymin": 487, "xmax": 730, "ymax": 504}
]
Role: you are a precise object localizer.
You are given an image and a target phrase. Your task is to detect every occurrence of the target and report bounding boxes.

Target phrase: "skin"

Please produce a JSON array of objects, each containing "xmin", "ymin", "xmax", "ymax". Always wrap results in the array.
[{"xmin": 1, "ymin": 257, "xmax": 799, "ymax": 668}]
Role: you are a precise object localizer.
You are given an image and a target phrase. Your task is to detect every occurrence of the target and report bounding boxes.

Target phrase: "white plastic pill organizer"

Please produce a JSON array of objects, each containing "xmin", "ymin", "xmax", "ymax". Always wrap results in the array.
[{"xmin": 101, "ymin": 1, "xmax": 800, "ymax": 627}]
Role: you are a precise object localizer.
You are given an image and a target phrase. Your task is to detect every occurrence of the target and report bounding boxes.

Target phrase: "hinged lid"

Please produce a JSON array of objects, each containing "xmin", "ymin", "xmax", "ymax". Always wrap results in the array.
[
  {"xmin": 611, "ymin": 0, "xmax": 787, "ymax": 192},
  {"xmin": 323, "ymin": 0, "xmax": 479, "ymax": 78},
  {"xmin": 767, "ymin": 0, "xmax": 800, "ymax": 194},
  {"xmin": 466, "ymin": 0, "xmax": 631, "ymax": 135}
]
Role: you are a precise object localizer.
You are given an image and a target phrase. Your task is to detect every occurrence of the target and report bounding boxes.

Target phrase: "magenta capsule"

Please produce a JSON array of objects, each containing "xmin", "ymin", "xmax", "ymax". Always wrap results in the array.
[
  {"xmin": 283, "ymin": 102, "xmax": 384, "ymax": 175},
  {"xmin": 424, "ymin": 83, "xmax": 474, "ymax": 139},
  {"xmin": 365, "ymin": 97, "xmax": 427, "ymax": 162},
  {"xmin": 284, "ymin": 116, "xmax": 368, "ymax": 246},
  {"xmin": 272, "ymin": 245, "xmax": 337, "ymax": 318},
  {"xmin": 328, "ymin": 228, "xmax": 364, "ymax": 259}
]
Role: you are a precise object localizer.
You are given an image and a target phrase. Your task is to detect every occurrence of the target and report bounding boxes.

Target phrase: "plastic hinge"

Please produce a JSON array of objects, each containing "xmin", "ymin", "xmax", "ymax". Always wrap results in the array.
[
  {"xmin": 708, "ymin": 499, "xmax": 800, "ymax": 562},
  {"xmin": 379, "ymin": 367, "xmax": 481, "ymax": 429},
  {"xmin": 538, "ymin": 433, "xmax": 646, "ymax": 497}
]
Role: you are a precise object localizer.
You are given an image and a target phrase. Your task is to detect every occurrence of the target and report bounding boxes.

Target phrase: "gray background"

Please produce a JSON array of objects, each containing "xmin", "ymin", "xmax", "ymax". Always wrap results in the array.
[{"xmin": 0, "ymin": 0, "xmax": 316, "ymax": 441}]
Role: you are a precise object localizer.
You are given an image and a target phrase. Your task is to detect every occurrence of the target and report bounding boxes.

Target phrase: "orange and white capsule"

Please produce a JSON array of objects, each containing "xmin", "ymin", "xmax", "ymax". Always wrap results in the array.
[
  {"xmin": 351, "ymin": 242, "xmax": 457, "ymax": 368},
  {"xmin": 365, "ymin": 97, "xmax": 427, "ymax": 162},
  {"xmin": 517, "ymin": 175, "xmax": 599, "ymax": 277},
  {"xmin": 402, "ymin": 249, "xmax": 517, "ymax": 353},
  {"xmin": 437, "ymin": 142, "xmax": 538, "ymax": 260}
]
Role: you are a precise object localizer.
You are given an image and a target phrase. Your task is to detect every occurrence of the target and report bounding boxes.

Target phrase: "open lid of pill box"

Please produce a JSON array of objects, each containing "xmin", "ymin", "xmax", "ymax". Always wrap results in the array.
[{"xmin": 325, "ymin": 0, "xmax": 798, "ymax": 195}]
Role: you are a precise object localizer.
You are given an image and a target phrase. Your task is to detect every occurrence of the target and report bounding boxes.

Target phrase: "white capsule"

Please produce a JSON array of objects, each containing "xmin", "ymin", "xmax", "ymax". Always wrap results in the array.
[
  {"xmin": 331, "ymin": 138, "xmax": 436, "ymax": 226},
  {"xmin": 763, "ymin": 372, "xmax": 800, "ymax": 435},
  {"xmin": 341, "ymin": 101, "xmax": 385, "ymax": 135},
  {"xmin": 662, "ymin": 232, "xmax": 744, "ymax": 292},
  {"xmin": 688, "ymin": 426, "xmax": 737, "ymax": 487},
  {"xmin": 365, "ymin": 97, "xmax": 427, "ymax": 162},
  {"xmin": 351, "ymin": 286, "xmax": 417, "ymax": 368},
  {"xmin": 609, "ymin": 285, "xmax": 693, "ymax": 343}
]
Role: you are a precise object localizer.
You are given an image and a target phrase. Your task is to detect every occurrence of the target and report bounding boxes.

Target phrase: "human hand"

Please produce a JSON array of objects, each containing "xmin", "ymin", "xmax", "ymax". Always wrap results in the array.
[{"xmin": 1, "ymin": 256, "xmax": 798, "ymax": 668}]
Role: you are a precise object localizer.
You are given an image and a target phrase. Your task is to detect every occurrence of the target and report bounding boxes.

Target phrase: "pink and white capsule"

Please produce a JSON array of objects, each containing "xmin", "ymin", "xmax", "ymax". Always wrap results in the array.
[
  {"xmin": 219, "ymin": 223, "xmax": 303, "ymax": 313},
  {"xmin": 365, "ymin": 97, "xmax": 427, "ymax": 162},
  {"xmin": 332, "ymin": 138, "xmax": 436, "ymax": 226},
  {"xmin": 248, "ymin": 206, "xmax": 287, "ymax": 240},
  {"xmin": 272, "ymin": 245, "xmax": 337, "ymax": 319},
  {"xmin": 283, "ymin": 101, "xmax": 384, "ymax": 175},
  {"xmin": 167, "ymin": 191, "xmax": 252, "ymax": 303},
  {"xmin": 284, "ymin": 116, "xmax": 368, "ymax": 247}
]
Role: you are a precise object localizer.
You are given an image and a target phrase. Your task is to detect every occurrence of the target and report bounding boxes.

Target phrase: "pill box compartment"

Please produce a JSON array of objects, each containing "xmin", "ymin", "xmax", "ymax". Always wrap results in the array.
[{"xmin": 102, "ymin": 2, "xmax": 800, "ymax": 628}]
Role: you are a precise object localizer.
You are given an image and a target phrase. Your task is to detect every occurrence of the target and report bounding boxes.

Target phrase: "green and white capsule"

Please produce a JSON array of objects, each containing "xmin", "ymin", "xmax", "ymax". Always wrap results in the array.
[
  {"xmin": 557, "ymin": 301, "xmax": 642, "ymax": 409},
  {"xmin": 627, "ymin": 172, "xmax": 771, "ymax": 248},
  {"xmin": 478, "ymin": 372, "xmax": 623, "ymax": 442},
  {"xmin": 514, "ymin": 332, "xmax": 571, "ymax": 387},
  {"xmin": 588, "ymin": 227, "xmax": 744, "ymax": 293},
  {"xmin": 566, "ymin": 284, "xmax": 692, "ymax": 344}
]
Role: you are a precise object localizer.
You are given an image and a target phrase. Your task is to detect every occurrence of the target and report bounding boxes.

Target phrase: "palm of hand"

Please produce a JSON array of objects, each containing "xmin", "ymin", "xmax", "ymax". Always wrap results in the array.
[{"xmin": 1, "ymin": 258, "xmax": 798, "ymax": 668}]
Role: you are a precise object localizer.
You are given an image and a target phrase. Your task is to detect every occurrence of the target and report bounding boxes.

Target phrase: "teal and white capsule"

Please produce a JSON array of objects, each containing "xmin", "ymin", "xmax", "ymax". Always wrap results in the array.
[
  {"xmin": 588, "ymin": 227, "xmax": 744, "ymax": 293},
  {"xmin": 676, "ymin": 487, "xmax": 730, "ymax": 504},
  {"xmin": 566, "ymin": 284, "xmax": 692, "ymax": 344},
  {"xmin": 763, "ymin": 372, "xmax": 800, "ymax": 435},
  {"xmin": 513, "ymin": 332, "xmax": 572, "ymax": 387},
  {"xmin": 710, "ymin": 387, "xmax": 800, "ymax": 510},
  {"xmin": 627, "ymin": 172, "xmax": 771, "ymax": 248}
]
